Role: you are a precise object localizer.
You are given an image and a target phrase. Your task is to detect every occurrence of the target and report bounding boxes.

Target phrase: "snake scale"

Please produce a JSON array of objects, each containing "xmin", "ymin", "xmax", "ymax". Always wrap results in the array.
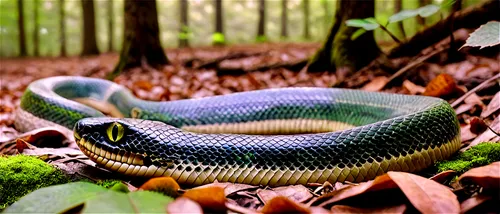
[{"xmin": 16, "ymin": 76, "xmax": 461, "ymax": 186}]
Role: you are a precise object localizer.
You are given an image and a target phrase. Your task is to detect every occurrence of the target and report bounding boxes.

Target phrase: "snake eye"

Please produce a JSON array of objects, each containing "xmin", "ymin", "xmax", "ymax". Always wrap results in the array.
[{"xmin": 106, "ymin": 122, "xmax": 124, "ymax": 143}]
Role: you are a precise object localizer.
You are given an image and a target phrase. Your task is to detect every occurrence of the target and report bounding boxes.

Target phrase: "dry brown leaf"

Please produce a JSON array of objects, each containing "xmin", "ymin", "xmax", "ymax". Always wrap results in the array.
[
  {"xmin": 361, "ymin": 76, "xmax": 388, "ymax": 92},
  {"xmin": 402, "ymin": 80, "xmax": 425, "ymax": 95},
  {"xmin": 423, "ymin": 73, "xmax": 457, "ymax": 97},
  {"xmin": 258, "ymin": 185, "xmax": 313, "ymax": 204},
  {"xmin": 459, "ymin": 161, "xmax": 500, "ymax": 189},
  {"xmin": 469, "ymin": 117, "xmax": 488, "ymax": 135},
  {"xmin": 429, "ymin": 170, "xmax": 457, "ymax": 184},
  {"xmin": 183, "ymin": 186, "xmax": 227, "ymax": 213},
  {"xmin": 166, "ymin": 197, "xmax": 203, "ymax": 214},
  {"xmin": 459, "ymin": 194, "xmax": 493, "ymax": 214},
  {"xmin": 139, "ymin": 177, "xmax": 180, "ymax": 197},
  {"xmin": 460, "ymin": 124, "xmax": 477, "ymax": 142},
  {"xmin": 481, "ymin": 91, "xmax": 500, "ymax": 118},
  {"xmin": 330, "ymin": 204, "xmax": 406, "ymax": 214},
  {"xmin": 464, "ymin": 117, "xmax": 500, "ymax": 150},
  {"xmin": 260, "ymin": 196, "xmax": 311, "ymax": 214},
  {"xmin": 386, "ymin": 171, "xmax": 460, "ymax": 214},
  {"xmin": 196, "ymin": 182, "xmax": 258, "ymax": 196},
  {"xmin": 13, "ymin": 126, "xmax": 72, "ymax": 147}
]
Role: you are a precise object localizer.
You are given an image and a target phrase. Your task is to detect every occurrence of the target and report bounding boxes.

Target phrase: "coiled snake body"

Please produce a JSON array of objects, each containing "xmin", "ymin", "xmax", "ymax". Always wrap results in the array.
[{"xmin": 16, "ymin": 76, "xmax": 460, "ymax": 186}]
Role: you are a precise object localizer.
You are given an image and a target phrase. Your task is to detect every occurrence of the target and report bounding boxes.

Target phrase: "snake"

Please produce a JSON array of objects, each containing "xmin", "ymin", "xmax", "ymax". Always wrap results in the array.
[{"xmin": 15, "ymin": 76, "xmax": 461, "ymax": 186}]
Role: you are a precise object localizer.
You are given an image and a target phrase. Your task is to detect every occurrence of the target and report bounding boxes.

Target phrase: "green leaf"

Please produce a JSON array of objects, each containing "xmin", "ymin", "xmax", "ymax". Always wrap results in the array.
[
  {"xmin": 351, "ymin": 28, "xmax": 367, "ymax": 41},
  {"xmin": 440, "ymin": 0, "xmax": 457, "ymax": 9},
  {"xmin": 4, "ymin": 182, "xmax": 174, "ymax": 213},
  {"xmin": 212, "ymin": 32, "xmax": 226, "ymax": 44},
  {"xmin": 4, "ymin": 182, "xmax": 108, "ymax": 213},
  {"xmin": 462, "ymin": 21, "xmax": 500, "ymax": 49},
  {"xmin": 345, "ymin": 18, "xmax": 379, "ymax": 31},
  {"xmin": 82, "ymin": 191, "xmax": 173, "ymax": 213},
  {"xmin": 388, "ymin": 9, "xmax": 419, "ymax": 23},
  {"xmin": 417, "ymin": 4, "xmax": 440, "ymax": 18}
]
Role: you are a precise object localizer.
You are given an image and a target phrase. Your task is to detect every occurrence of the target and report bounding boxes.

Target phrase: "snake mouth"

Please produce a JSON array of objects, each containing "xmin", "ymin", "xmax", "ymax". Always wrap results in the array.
[{"xmin": 76, "ymin": 138, "xmax": 167, "ymax": 177}]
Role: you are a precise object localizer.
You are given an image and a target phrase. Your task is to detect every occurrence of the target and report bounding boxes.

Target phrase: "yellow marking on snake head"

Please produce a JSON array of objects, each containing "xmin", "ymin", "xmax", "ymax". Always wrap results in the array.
[{"xmin": 107, "ymin": 122, "xmax": 124, "ymax": 143}]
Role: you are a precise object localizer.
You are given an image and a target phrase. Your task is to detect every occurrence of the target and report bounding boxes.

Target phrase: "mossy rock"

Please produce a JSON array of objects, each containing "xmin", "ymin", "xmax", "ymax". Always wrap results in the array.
[
  {"xmin": 436, "ymin": 142, "xmax": 500, "ymax": 174},
  {"xmin": 0, "ymin": 155, "xmax": 70, "ymax": 210}
]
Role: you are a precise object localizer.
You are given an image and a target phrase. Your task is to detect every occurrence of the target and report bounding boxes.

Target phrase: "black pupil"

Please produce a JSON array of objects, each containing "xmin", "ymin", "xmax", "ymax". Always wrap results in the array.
[{"xmin": 112, "ymin": 125, "xmax": 119, "ymax": 139}]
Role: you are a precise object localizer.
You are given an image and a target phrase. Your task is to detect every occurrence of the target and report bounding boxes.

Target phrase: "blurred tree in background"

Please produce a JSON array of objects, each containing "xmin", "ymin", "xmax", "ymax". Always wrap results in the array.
[
  {"xmin": 179, "ymin": 0, "xmax": 189, "ymax": 47},
  {"xmin": 81, "ymin": 0, "xmax": 99, "ymax": 56}
]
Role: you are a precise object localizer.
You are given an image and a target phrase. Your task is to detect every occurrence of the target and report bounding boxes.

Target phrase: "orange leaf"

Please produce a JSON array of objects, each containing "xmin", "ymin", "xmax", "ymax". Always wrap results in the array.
[
  {"xmin": 183, "ymin": 186, "xmax": 227, "ymax": 213},
  {"xmin": 139, "ymin": 177, "xmax": 180, "ymax": 197},
  {"xmin": 402, "ymin": 80, "xmax": 425, "ymax": 95},
  {"xmin": 260, "ymin": 196, "xmax": 311, "ymax": 214},
  {"xmin": 331, "ymin": 204, "xmax": 406, "ymax": 214},
  {"xmin": 459, "ymin": 161, "xmax": 500, "ymax": 189},
  {"xmin": 460, "ymin": 194, "xmax": 493, "ymax": 213},
  {"xmin": 133, "ymin": 80, "xmax": 153, "ymax": 91},
  {"xmin": 423, "ymin": 73, "xmax": 457, "ymax": 97},
  {"xmin": 166, "ymin": 197, "xmax": 203, "ymax": 214},
  {"xmin": 361, "ymin": 76, "xmax": 388, "ymax": 92},
  {"xmin": 386, "ymin": 171, "xmax": 460, "ymax": 214},
  {"xmin": 429, "ymin": 170, "xmax": 457, "ymax": 184}
]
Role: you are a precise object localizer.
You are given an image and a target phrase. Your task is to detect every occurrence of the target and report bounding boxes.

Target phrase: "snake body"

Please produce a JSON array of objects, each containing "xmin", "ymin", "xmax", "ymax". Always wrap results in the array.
[{"xmin": 16, "ymin": 76, "xmax": 461, "ymax": 186}]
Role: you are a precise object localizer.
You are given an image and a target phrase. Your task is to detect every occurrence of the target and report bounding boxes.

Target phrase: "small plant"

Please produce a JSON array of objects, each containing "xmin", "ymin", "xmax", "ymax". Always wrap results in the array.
[
  {"xmin": 212, "ymin": 32, "xmax": 226, "ymax": 45},
  {"xmin": 178, "ymin": 25, "xmax": 193, "ymax": 40},
  {"xmin": 346, "ymin": 0, "xmax": 456, "ymax": 42},
  {"xmin": 461, "ymin": 21, "xmax": 500, "ymax": 49}
]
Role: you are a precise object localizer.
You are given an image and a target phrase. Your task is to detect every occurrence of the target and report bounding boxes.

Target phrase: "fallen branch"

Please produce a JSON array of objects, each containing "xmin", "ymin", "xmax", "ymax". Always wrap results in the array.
[
  {"xmin": 217, "ymin": 58, "xmax": 308, "ymax": 75},
  {"xmin": 451, "ymin": 73, "xmax": 500, "ymax": 108},
  {"xmin": 187, "ymin": 52, "xmax": 265, "ymax": 69}
]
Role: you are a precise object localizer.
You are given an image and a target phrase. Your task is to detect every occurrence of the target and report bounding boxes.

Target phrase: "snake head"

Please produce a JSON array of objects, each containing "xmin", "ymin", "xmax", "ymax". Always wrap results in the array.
[{"xmin": 74, "ymin": 118, "xmax": 181, "ymax": 173}]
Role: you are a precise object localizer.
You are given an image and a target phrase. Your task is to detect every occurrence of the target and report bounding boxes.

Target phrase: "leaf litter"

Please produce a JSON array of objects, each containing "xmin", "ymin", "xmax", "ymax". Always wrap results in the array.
[{"xmin": 0, "ymin": 42, "xmax": 499, "ymax": 213}]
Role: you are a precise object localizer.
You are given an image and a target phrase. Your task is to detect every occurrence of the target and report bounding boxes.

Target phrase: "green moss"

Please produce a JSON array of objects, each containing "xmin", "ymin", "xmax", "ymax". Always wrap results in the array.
[
  {"xmin": 0, "ymin": 155, "xmax": 70, "ymax": 210},
  {"xmin": 436, "ymin": 142, "xmax": 500, "ymax": 174},
  {"xmin": 96, "ymin": 179, "xmax": 123, "ymax": 189}
]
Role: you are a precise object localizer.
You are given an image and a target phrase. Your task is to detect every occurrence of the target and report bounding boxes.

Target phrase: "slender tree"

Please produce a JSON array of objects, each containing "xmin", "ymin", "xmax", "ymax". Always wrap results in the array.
[
  {"xmin": 394, "ymin": 0, "xmax": 406, "ymax": 39},
  {"xmin": 59, "ymin": 0, "xmax": 66, "ymax": 56},
  {"xmin": 281, "ymin": 0, "xmax": 287, "ymax": 38},
  {"xmin": 110, "ymin": 0, "xmax": 168, "ymax": 78},
  {"xmin": 81, "ymin": 0, "xmax": 99, "ymax": 55},
  {"xmin": 17, "ymin": 0, "xmax": 27, "ymax": 56},
  {"xmin": 179, "ymin": 0, "xmax": 189, "ymax": 47},
  {"xmin": 308, "ymin": 0, "xmax": 379, "ymax": 73},
  {"xmin": 33, "ymin": 0, "xmax": 40, "ymax": 56},
  {"xmin": 107, "ymin": 0, "xmax": 114, "ymax": 52},
  {"xmin": 302, "ymin": 0, "xmax": 310, "ymax": 39},
  {"xmin": 214, "ymin": 0, "xmax": 224, "ymax": 45},
  {"xmin": 256, "ymin": 0, "xmax": 266, "ymax": 41}
]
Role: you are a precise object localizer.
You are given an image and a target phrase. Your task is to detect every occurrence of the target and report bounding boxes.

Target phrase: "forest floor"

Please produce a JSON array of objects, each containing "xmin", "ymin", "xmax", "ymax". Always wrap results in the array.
[{"xmin": 0, "ymin": 41, "xmax": 499, "ymax": 213}]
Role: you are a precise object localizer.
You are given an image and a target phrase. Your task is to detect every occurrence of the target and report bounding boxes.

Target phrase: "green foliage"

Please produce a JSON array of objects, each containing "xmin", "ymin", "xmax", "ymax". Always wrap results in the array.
[
  {"xmin": 345, "ymin": 18, "xmax": 380, "ymax": 31},
  {"xmin": 0, "ymin": 155, "xmax": 70, "ymax": 210},
  {"xmin": 95, "ymin": 179, "xmax": 123, "ymax": 189},
  {"xmin": 178, "ymin": 25, "xmax": 193, "ymax": 40},
  {"xmin": 462, "ymin": 21, "xmax": 500, "ymax": 49},
  {"xmin": 436, "ymin": 142, "xmax": 500, "ymax": 174},
  {"xmin": 4, "ymin": 182, "xmax": 174, "ymax": 213},
  {"xmin": 212, "ymin": 32, "xmax": 226, "ymax": 45},
  {"xmin": 256, "ymin": 35, "xmax": 268, "ymax": 43}
]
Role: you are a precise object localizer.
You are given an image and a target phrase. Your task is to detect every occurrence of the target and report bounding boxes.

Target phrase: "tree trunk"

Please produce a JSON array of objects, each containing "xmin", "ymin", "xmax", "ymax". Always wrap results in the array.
[
  {"xmin": 256, "ymin": 0, "xmax": 266, "ymax": 41},
  {"xmin": 110, "ymin": 0, "xmax": 168, "ymax": 78},
  {"xmin": 394, "ymin": 0, "xmax": 406, "ymax": 39},
  {"xmin": 213, "ymin": 0, "xmax": 224, "ymax": 45},
  {"xmin": 17, "ymin": 0, "xmax": 27, "ymax": 56},
  {"xmin": 308, "ymin": 0, "xmax": 379, "ymax": 73},
  {"xmin": 179, "ymin": 0, "xmax": 189, "ymax": 47},
  {"xmin": 107, "ymin": 0, "xmax": 114, "ymax": 52},
  {"xmin": 59, "ymin": 0, "xmax": 66, "ymax": 56},
  {"xmin": 280, "ymin": 0, "xmax": 287, "ymax": 38},
  {"xmin": 33, "ymin": 0, "xmax": 40, "ymax": 56},
  {"xmin": 81, "ymin": 0, "xmax": 99, "ymax": 56},
  {"xmin": 303, "ymin": 0, "xmax": 310, "ymax": 39}
]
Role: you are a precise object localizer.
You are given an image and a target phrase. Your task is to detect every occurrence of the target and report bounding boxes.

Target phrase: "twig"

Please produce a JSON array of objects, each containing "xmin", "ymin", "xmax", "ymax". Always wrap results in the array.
[
  {"xmin": 382, "ymin": 46, "xmax": 449, "ymax": 89},
  {"xmin": 378, "ymin": 23, "xmax": 402, "ymax": 44},
  {"xmin": 451, "ymin": 73, "xmax": 500, "ymax": 108}
]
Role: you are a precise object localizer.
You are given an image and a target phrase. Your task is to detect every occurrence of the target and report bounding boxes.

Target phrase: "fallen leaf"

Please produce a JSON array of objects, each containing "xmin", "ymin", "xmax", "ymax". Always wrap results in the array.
[
  {"xmin": 460, "ymin": 124, "xmax": 477, "ymax": 142},
  {"xmin": 166, "ymin": 197, "xmax": 203, "ymax": 214},
  {"xmin": 183, "ymin": 186, "xmax": 227, "ymax": 213},
  {"xmin": 14, "ymin": 127, "xmax": 72, "ymax": 148},
  {"xmin": 361, "ymin": 76, "xmax": 388, "ymax": 92},
  {"xmin": 463, "ymin": 116, "xmax": 500, "ymax": 150},
  {"xmin": 133, "ymin": 80, "xmax": 153, "ymax": 91},
  {"xmin": 330, "ymin": 204, "xmax": 406, "ymax": 214},
  {"xmin": 460, "ymin": 194, "xmax": 494, "ymax": 214},
  {"xmin": 481, "ymin": 91, "xmax": 500, "ymax": 118},
  {"xmin": 429, "ymin": 170, "xmax": 457, "ymax": 184},
  {"xmin": 260, "ymin": 196, "xmax": 311, "ymax": 214},
  {"xmin": 402, "ymin": 80, "xmax": 425, "ymax": 95},
  {"xmin": 459, "ymin": 161, "xmax": 500, "ymax": 189},
  {"xmin": 139, "ymin": 177, "xmax": 180, "ymax": 197},
  {"xmin": 258, "ymin": 185, "xmax": 313, "ymax": 204},
  {"xmin": 423, "ymin": 73, "xmax": 457, "ymax": 97},
  {"xmin": 195, "ymin": 182, "xmax": 258, "ymax": 196},
  {"xmin": 469, "ymin": 117, "xmax": 488, "ymax": 135}
]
